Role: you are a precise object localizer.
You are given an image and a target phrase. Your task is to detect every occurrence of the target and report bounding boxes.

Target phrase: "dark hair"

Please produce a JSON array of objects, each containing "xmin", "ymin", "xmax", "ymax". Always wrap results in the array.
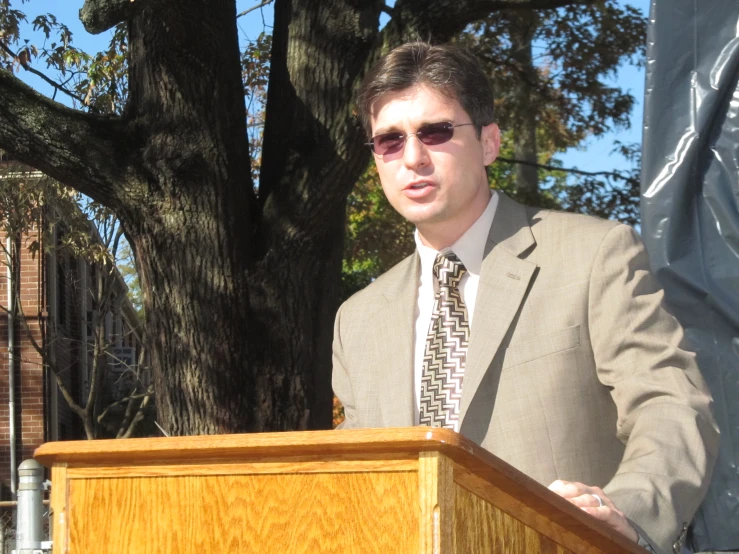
[{"xmin": 357, "ymin": 42, "xmax": 495, "ymax": 136}]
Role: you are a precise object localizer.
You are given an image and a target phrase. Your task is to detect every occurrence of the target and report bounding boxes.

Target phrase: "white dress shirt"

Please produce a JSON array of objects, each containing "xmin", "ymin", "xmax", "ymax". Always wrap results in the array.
[{"xmin": 413, "ymin": 192, "xmax": 499, "ymax": 421}]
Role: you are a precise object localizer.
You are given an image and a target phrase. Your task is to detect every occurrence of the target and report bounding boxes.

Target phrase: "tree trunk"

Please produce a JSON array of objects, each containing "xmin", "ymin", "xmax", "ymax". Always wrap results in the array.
[
  {"xmin": 118, "ymin": 0, "xmax": 255, "ymax": 434},
  {"xmin": 120, "ymin": 0, "xmax": 379, "ymax": 434},
  {"xmin": 510, "ymin": 11, "xmax": 540, "ymax": 204},
  {"xmin": 250, "ymin": 0, "xmax": 379, "ymax": 431}
]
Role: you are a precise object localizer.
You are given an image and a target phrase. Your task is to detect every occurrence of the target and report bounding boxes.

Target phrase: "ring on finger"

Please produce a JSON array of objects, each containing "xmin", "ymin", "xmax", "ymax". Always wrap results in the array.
[{"xmin": 590, "ymin": 494, "xmax": 604, "ymax": 507}]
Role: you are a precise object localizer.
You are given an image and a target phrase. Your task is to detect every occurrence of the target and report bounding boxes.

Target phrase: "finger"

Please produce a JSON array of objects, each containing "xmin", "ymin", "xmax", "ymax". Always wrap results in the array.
[
  {"xmin": 567, "ymin": 493, "xmax": 605, "ymax": 508},
  {"xmin": 581, "ymin": 506, "xmax": 630, "ymax": 535},
  {"xmin": 548, "ymin": 480, "xmax": 590, "ymax": 499},
  {"xmin": 587, "ymin": 487, "xmax": 613, "ymax": 508},
  {"xmin": 581, "ymin": 507, "xmax": 633, "ymax": 536},
  {"xmin": 580, "ymin": 505, "xmax": 610, "ymax": 520},
  {"xmin": 583, "ymin": 506, "xmax": 633, "ymax": 529}
]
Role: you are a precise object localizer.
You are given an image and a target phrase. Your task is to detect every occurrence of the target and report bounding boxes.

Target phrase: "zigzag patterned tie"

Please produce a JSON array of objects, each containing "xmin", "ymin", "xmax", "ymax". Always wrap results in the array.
[{"xmin": 419, "ymin": 251, "xmax": 470, "ymax": 431}]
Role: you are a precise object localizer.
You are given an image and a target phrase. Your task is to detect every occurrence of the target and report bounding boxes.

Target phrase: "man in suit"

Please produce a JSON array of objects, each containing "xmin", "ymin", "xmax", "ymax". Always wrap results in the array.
[{"xmin": 332, "ymin": 42, "xmax": 718, "ymax": 554}]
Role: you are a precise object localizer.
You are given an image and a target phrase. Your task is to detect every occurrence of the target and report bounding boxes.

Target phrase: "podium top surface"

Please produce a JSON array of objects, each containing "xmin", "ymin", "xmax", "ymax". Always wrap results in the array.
[{"xmin": 35, "ymin": 427, "xmax": 486, "ymax": 467}]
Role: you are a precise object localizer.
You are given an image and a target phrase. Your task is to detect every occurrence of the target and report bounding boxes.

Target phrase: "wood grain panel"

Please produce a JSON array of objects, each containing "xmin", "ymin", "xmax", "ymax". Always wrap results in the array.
[
  {"xmin": 50, "ymin": 464, "xmax": 67, "ymax": 554},
  {"xmin": 453, "ymin": 483, "xmax": 571, "ymax": 553},
  {"xmin": 66, "ymin": 471, "xmax": 418, "ymax": 554},
  {"xmin": 65, "ymin": 455, "xmax": 417, "ymax": 479},
  {"xmin": 418, "ymin": 452, "xmax": 454, "ymax": 554}
]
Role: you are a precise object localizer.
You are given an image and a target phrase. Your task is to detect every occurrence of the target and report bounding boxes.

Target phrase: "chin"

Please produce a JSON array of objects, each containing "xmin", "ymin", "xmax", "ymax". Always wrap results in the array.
[
  {"xmin": 404, "ymin": 214, "xmax": 439, "ymax": 228},
  {"xmin": 401, "ymin": 205, "xmax": 443, "ymax": 223}
]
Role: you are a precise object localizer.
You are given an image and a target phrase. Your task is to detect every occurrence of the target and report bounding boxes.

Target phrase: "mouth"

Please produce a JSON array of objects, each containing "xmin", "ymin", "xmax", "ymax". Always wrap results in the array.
[
  {"xmin": 405, "ymin": 181, "xmax": 433, "ymax": 190},
  {"xmin": 403, "ymin": 180, "xmax": 436, "ymax": 199}
]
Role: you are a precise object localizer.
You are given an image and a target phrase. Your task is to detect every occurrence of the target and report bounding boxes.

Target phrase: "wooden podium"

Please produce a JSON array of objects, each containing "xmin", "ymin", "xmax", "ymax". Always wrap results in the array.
[{"xmin": 35, "ymin": 427, "xmax": 645, "ymax": 553}]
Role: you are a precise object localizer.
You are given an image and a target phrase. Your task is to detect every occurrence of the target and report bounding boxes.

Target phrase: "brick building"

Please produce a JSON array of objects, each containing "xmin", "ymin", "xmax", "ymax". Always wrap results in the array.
[{"xmin": 0, "ymin": 158, "xmax": 146, "ymax": 497}]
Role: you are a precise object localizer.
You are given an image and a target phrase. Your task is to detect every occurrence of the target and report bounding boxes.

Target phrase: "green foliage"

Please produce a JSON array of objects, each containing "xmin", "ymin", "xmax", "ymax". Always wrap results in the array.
[
  {"xmin": 464, "ymin": 2, "xmax": 645, "ymax": 147},
  {"xmin": 74, "ymin": 23, "xmax": 128, "ymax": 113},
  {"xmin": 457, "ymin": 1, "xmax": 645, "ymax": 223},
  {"xmin": 0, "ymin": 160, "xmax": 111, "ymax": 265},
  {"xmin": 342, "ymin": 163, "xmax": 414, "ymax": 300},
  {"xmin": 488, "ymin": 128, "xmax": 565, "ymax": 205},
  {"xmin": 243, "ymin": 32, "xmax": 271, "ymax": 100},
  {"xmin": 117, "ymin": 241, "xmax": 144, "ymax": 320},
  {"xmin": 0, "ymin": 2, "xmax": 32, "ymax": 68},
  {"xmin": 242, "ymin": 32, "xmax": 272, "ymax": 184},
  {"xmin": 553, "ymin": 141, "xmax": 641, "ymax": 225},
  {"xmin": 0, "ymin": 3, "xmax": 128, "ymax": 113}
]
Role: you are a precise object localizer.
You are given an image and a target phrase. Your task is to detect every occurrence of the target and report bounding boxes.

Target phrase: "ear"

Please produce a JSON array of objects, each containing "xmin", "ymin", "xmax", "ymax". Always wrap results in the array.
[{"xmin": 481, "ymin": 123, "xmax": 500, "ymax": 166}]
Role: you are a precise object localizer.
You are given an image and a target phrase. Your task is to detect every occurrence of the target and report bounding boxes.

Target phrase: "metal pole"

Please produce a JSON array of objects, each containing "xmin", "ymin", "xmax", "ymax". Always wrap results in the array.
[
  {"xmin": 6, "ymin": 237, "xmax": 17, "ymax": 495},
  {"xmin": 13, "ymin": 460, "xmax": 45, "ymax": 554}
]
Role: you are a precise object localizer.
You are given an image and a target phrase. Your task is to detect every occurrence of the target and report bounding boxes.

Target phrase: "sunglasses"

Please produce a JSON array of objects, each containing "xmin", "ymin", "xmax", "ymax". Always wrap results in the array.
[{"xmin": 366, "ymin": 122, "xmax": 476, "ymax": 156}]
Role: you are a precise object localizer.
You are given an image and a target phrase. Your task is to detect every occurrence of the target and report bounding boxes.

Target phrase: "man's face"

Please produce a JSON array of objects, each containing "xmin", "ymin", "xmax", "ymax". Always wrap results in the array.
[{"xmin": 370, "ymin": 85, "xmax": 500, "ymax": 248}]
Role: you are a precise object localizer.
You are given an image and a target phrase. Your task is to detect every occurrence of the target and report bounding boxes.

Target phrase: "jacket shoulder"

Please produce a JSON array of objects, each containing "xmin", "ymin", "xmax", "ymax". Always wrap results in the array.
[
  {"xmin": 525, "ymin": 205, "xmax": 622, "ymax": 237},
  {"xmin": 524, "ymin": 205, "xmax": 635, "ymax": 253}
]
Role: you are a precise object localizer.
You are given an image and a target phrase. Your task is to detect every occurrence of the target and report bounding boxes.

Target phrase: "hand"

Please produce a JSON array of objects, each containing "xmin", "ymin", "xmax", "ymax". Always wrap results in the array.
[{"xmin": 548, "ymin": 480, "xmax": 638, "ymax": 543}]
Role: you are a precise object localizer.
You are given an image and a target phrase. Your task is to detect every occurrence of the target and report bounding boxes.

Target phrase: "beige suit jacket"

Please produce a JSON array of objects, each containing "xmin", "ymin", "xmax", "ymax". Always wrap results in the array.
[{"xmin": 332, "ymin": 193, "xmax": 719, "ymax": 554}]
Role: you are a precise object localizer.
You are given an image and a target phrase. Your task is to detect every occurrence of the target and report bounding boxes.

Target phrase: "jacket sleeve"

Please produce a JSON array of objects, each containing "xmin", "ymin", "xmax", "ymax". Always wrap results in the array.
[
  {"xmin": 590, "ymin": 224, "xmax": 719, "ymax": 554},
  {"xmin": 332, "ymin": 302, "xmax": 358, "ymax": 430}
]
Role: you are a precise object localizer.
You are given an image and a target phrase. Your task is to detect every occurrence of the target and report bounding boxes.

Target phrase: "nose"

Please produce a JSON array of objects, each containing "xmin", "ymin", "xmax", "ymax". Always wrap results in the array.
[{"xmin": 403, "ymin": 133, "xmax": 430, "ymax": 170}]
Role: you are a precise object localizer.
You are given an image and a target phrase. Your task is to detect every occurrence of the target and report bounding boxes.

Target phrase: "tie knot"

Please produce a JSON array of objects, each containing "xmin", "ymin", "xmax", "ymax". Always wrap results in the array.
[{"xmin": 433, "ymin": 251, "xmax": 466, "ymax": 288}]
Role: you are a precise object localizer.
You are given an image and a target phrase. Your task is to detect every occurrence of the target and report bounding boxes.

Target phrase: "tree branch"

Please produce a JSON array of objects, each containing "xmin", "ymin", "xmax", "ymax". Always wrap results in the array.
[
  {"xmin": 0, "ymin": 69, "xmax": 139, "ymax": 209},
  {"xmin": 9, "ymin": 302, "xmax": 87, "ymax": 422},
  {"xmin": 0, "ymin": 41, "xmax": 92, "ymax": 108},
  {"xmin": 497, "ymin": 156, "xmax": 631, "ymax": 180},
  {"xmin": 117, "ymin": 385, "xmax": 154, "ymax": 439},
  {"xmin": 98, "ymin": 388, "xmax": 154, "ymax": 423},
  {"xmin": 237, "ymin": 0, "xmax": 274, "ymax": 19},
  {"xmin": 80, "ymin": 0, "xmax": 142, "ymax": 34},
  {"xmin": 383, "ymin": 0, "xmax": 594, "ymax": 44}
]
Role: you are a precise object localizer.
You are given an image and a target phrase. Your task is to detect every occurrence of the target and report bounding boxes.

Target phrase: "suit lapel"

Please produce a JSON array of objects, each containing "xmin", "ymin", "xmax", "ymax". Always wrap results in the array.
[
  {"xmin": 460, "ymin": 193, "xmax": 538, "ymax": 422},
  {"xmin": 370, "ymin": 253, "xmax": 419, "ymax": 427}
]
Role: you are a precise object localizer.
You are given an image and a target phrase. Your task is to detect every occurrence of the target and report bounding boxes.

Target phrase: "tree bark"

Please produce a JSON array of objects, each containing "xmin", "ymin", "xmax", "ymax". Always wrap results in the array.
[
  {"xmin": 121, "ymin": 0, "xmax": 257, "ymax": 434},
  {"xmin": 0, "ymin": 72, "xmax": 134, "ymax": 207},
  {"xmin": 254, "ymin": 0, "xmax": 380, "ymax": 430},
  {"xmin": 384, "ymin": 0, "xmax": 589, "ymax": 43},
  {"xmin": 80, "ymin": 0, "xmax": 142, "ymax": 34}
]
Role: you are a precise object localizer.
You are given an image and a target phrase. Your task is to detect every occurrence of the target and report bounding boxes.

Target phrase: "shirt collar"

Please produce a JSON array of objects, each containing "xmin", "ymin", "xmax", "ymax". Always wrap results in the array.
[{"xmin": 415, "ymin": 191, "xmax": 499, "ymax": 280}]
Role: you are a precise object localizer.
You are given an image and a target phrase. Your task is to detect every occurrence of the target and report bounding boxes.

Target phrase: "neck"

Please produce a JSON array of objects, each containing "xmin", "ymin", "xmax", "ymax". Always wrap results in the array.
[
  {"xmin": 417, "ymin": 226, "xmax": 466, "ymax": 251},
  {"xmin": 417, "ymin": 190, "xmax": 491, "ymax": 251}
]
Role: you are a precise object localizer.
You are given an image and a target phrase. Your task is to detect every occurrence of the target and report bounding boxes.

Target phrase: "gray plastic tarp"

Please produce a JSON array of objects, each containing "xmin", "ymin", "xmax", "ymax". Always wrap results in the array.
[{"xmin": 640, "ymin": 0, "xmax": 739, "ymax": 550}]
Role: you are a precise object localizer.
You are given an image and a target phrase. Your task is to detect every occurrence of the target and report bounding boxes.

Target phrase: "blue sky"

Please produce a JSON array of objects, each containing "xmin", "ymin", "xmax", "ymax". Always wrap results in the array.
[{"xmin": 16, "ymin": 0, "xmax": 648, "ymax": 179}]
